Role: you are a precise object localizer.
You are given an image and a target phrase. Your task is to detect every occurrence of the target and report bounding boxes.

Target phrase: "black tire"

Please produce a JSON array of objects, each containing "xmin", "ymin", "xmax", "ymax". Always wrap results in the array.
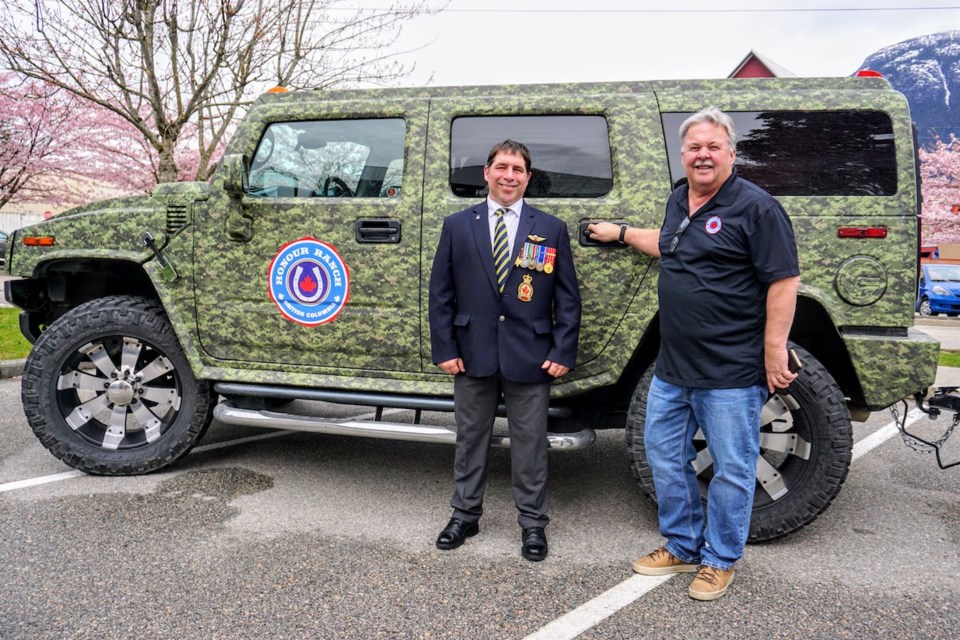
[
  {"xmin": 919, "ymin": 298, "xmax": 937, "ymax": 317},
  {"xmin": 21, "ymin": 296, "xmax": 214, "ymax": 475},
  {"xmin": 626, "ymin": 344, "xmax": 852, "ymax": 542}
]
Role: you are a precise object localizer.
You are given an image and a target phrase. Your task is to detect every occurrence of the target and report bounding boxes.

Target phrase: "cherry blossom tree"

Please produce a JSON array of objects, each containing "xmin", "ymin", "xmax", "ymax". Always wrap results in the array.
[
  {"xmin": 0, "ymin": 71, "xmax": 218, "ymax": 209},
  {"xmin": 0, "ymin": 72, "xmax": 143, "ymax": 210},
  {"xmin": 0, "ymin": 0, "xmax": 436, "ymax": 184},
  {"xmin": 919, "ymin": 136, "xmax": 960, "ymax": 245}
]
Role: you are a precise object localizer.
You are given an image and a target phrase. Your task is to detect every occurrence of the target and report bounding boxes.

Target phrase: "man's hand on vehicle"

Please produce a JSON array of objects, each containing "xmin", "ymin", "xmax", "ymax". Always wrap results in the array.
[{"xmin": 585, "ymin": 221, "xmax": 622, "ymax": 243}]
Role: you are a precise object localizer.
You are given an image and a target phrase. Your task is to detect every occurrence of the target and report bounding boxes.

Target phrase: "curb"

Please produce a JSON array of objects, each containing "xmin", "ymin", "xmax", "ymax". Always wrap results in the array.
[
  {"xmin": 914, "ymin": 316, "xmax": 960, "ymax": 327},
  {"xmin": 1, "ymin": 359, "xmax": 25, "ymax": 379}
]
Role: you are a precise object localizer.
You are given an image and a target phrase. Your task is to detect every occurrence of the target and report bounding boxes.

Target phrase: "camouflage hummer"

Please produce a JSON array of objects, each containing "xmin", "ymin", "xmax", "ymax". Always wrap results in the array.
[{"xmin": 3, "ymin": 77, "xmax": 941, "ymax": 542}]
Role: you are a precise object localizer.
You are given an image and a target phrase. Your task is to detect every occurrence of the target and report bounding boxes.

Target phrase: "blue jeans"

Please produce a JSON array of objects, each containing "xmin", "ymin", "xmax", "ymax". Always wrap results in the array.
[{"xmin": 644, "ymin": 375, "xmax": 766, "ymax": 570}]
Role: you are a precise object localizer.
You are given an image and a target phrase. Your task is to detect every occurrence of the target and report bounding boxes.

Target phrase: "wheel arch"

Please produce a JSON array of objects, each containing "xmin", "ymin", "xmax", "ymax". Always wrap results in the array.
[
  {"xmin": 789, "ymin": 295, "xmax": 867, "ymax": 411},
  {"xmin": 11, "ymin": 258, "xmax": 160, "ymax": 342}
]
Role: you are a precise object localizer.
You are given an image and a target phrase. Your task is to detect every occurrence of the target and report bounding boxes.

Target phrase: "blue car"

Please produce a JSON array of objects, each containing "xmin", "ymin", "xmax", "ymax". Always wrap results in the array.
[{"xmin": 916, "ymin": 263, "xmax": 960, "ymax": 316}]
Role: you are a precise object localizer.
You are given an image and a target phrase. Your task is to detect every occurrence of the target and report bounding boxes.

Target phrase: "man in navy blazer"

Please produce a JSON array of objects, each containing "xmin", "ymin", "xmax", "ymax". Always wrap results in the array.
[{"xmin": 429, "ymin": 140, "xmax": 581, "ymax": 561}]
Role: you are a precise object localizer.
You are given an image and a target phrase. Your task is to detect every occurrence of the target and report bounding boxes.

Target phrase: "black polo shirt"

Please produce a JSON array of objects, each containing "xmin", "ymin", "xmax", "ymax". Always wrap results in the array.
[{"xmin": 655, "ymin": 169, "xmax": 799, "ymax": 388}]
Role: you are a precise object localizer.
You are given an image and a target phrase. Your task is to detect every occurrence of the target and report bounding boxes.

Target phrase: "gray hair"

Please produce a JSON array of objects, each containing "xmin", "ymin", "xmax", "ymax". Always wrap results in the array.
[{"xmin": 679, "ymin": 107, "xmax": 737, "ymax": 150}]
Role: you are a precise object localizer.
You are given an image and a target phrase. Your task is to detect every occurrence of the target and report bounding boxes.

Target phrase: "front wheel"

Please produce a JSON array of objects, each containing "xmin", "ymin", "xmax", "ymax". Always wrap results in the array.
[
  {"xmin": 21, "ymin": 296, "xmax": 214, "ymax": 475},
  {"xmin": 919, "ymin": 298, "xmax": 937, "ymax": 316},
  {"xmin": 626, "ymin": 344, "xmax": 852, "ymax": 542}
]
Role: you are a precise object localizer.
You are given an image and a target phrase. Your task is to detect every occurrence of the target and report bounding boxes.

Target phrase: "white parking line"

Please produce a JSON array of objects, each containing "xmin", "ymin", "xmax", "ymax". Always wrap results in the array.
[
  {"xmin": 523, "ymin": 575, "xmax": 674, "ymax": 640},
  {"xmin": 0, "ymin": 469, "xmax": 85, "ymax": 493},
  {"xmin": 521, "ymin": 408, "xmax": 925, "ymax": 640},
  {"xmin": 0, "ymin": 407, "xmax": 400, "ymax": 495},
  {"xmin": 851, "ymin": 407, "xmax": 924, "ymax": 461},
  {"xmin": 0, "ymin": 431, "xmax": 295, "ymax": 494},
  {"xmin": 0, "ymin": 405, "xmax": 931, "ymax": 636}
]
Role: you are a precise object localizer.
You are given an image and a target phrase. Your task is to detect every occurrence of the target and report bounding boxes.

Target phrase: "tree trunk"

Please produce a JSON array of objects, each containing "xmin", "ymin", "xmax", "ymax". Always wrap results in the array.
[{"xmin": 156, "ymin": 141, "xmax": 179, "ymax": 184}]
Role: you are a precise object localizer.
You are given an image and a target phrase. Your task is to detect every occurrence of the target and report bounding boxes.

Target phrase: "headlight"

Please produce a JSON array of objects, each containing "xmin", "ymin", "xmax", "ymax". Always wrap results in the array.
[{"xmin": 932, "ymin": 285, "xmax": 951, "ymax": 295}]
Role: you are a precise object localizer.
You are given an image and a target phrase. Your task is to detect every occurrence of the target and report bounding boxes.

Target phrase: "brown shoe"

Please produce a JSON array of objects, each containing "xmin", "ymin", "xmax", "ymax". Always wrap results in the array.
[
  {"xmin": 688, "ymin": 565, "xmax": 736, "ymax": 601},
  {"xmin": 631, "ymin": 547, "xmax": 699, "ymax": 576}
]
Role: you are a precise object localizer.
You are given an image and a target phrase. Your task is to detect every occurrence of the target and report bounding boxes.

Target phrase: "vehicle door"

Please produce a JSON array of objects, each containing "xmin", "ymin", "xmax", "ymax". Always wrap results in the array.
[
  {"xmin": 195, "ymin": 99, "xmax": 427, "ymax": 372},
  {"xmin": 419, "ymin": 91, "xmax": 671, "ymax": 379}
]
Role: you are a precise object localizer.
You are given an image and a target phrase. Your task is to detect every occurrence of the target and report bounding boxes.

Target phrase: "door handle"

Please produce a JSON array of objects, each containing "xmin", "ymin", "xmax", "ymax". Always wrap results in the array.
[
  {"xmin": 578, "ymin": 220, "xmax": 629, "ymax": 247},
  {"xmin": 356, "ymin": 219, "xmax": 401, "ymax": 243}
]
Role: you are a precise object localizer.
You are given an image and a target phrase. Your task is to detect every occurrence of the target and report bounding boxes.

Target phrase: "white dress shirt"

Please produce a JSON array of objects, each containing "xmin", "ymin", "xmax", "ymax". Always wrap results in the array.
[{"xmin": 487, "ymin": 198, "xmax": 522, "ymax": 261}]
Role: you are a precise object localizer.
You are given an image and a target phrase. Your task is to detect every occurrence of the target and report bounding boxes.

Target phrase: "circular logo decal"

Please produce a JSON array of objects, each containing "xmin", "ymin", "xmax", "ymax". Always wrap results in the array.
[
  {"xmin": 268, "ymin": 237, "xmax": 350, "ymax": 326},
  {"xmin": 705, "ymin": 216, "xmax": 722, "ymax": 235}
]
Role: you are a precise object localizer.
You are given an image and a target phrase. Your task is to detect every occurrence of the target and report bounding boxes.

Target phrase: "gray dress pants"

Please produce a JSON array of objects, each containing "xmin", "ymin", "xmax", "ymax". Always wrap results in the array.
[{"xmin": 450, "ymin": 372, "xmax": 550, "ymax": 529}]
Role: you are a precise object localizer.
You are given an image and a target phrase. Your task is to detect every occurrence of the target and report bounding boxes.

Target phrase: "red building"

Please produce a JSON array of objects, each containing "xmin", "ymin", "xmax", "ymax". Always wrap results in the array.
[{"xmin": 728, "ymin": 50, "xmax": 796, "ymax": 78}]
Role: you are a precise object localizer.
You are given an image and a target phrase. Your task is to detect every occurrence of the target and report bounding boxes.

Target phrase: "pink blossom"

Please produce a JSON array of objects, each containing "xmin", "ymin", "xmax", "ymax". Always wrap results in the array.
[
  {"xmin": 1, "ymin": 72, "xmax": 223, "ymax": 210},
  {"xmin": 919, "ymin": 136, "xmax": 960, "ymax": 245}
]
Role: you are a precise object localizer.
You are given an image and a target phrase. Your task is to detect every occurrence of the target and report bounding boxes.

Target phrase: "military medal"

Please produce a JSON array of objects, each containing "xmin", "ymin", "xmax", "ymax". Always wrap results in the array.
[
  {"xmin": 517, "ymin": 242, "xmax": 533, "ymax": 268},
  {"xmin": 543, "ymin": 247, "xmax": 556, "ymax": 274},
  {"xmin": 518, "ymin": 274, "xmax": 534, "ymax": 302},
  {"xmin": 532, "ymin": 244, "xmax": 544, "ymax": 271}
]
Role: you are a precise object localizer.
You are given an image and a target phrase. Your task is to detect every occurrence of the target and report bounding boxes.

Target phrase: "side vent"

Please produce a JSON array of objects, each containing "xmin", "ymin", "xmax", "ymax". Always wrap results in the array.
[{"xmin": 166, "ymin": 203, "xmax": 189, "ymax": 234}]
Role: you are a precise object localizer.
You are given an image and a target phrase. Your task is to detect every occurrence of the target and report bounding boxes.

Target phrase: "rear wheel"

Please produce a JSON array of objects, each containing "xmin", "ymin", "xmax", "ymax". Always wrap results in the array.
[
  {"xmin": 626, "ymin": 344, "xmax": 852, "ymax": 542},
  {"xmin": 21, "ymin": 296, "xmax": 214, "ymax": 475}
]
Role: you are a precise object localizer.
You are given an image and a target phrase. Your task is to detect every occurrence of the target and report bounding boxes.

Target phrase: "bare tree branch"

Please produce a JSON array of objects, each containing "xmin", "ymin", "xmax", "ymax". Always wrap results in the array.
[{"xmin": 0, "ymin": 0, "xmax": 440, "ymax": 183}]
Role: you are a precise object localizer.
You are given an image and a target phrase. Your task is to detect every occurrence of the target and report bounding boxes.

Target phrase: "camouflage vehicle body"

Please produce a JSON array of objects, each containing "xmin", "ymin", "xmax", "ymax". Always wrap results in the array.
[{"xmin": 4, "ymin": 77, "xmax": 940, "ymax": 541}]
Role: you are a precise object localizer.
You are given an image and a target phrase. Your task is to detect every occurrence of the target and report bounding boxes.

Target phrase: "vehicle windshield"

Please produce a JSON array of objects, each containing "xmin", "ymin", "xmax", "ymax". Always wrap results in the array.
[{"xmin": 926, "ymin": 265, "xmax": 960, "ymax": 282}]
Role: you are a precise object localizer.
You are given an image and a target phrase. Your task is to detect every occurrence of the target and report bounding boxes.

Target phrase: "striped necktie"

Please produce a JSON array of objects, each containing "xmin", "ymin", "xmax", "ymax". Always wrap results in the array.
[{"xmin": 493, "ymin": 207, "xmax": 510, "ymax": 293}]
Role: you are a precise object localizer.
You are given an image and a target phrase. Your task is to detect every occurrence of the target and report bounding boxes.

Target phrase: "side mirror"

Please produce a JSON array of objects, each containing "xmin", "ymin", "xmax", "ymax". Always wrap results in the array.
[
  {"xmin": 220, "ymin": 153, "xmax": 249, "ymax": 197},
  {"xmin": 220, "ymin": 153, "xmax": 254, "ymax": 242}
]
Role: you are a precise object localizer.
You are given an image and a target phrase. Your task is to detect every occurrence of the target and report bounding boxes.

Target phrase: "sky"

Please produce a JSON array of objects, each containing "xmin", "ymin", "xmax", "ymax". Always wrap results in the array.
[{"xmin": 384, "ymin": 0, "xmax": 960, "ymax": 86}]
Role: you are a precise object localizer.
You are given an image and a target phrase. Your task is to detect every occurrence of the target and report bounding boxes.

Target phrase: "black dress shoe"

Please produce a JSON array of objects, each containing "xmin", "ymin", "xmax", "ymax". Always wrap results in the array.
[
  {"xmin": 521, "ymin": 527, "xmax": 548, "ymax": 561},
  {"xmin": 436, "ymin": 517, "xmax": 479, "ymax": 550}
]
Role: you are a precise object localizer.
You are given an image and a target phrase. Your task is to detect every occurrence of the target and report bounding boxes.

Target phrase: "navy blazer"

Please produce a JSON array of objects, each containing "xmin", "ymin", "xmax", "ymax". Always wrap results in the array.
[{"xmin": 429, "ymin": 201, "xmax": 581, "ymax": 384}]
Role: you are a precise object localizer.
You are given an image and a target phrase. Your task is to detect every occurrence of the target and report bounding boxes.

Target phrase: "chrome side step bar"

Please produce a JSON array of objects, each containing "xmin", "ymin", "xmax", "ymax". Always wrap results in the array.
[
  {"xmin": 213, "ymin": 400, "xmax": 595, "ymax": 450},
  {"xmin": 213, "ymin": 382, "xmax": 572, "ymax": 418}
]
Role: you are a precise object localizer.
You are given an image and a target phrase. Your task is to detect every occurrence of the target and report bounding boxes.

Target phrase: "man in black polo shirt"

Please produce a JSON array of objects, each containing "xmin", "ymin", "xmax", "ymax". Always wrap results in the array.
[{"xmin": 588, "ymin": 106, "xmax": 800, "ymax": 601}]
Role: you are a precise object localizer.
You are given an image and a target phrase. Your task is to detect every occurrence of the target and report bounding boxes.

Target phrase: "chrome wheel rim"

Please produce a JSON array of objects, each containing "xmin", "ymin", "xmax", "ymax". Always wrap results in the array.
[
  {"xmin": 56, "ymin": 336, "xmax": 182, "ymax": 450},
  {"xmin": 692, "ymin": 392, "xmax": 811, "ymax": 506}
]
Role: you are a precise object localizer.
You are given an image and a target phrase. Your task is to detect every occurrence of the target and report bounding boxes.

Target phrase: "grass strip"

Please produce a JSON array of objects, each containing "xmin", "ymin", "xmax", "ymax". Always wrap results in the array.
[{"xmin": 0, "ymin": 307, "xmax": 32, "ymax": 360}]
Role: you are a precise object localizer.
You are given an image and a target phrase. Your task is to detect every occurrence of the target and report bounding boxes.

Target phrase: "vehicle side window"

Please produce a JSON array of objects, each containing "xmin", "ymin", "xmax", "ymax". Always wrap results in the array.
[
  {"xmin": 661, "ymin": 110, "xmax": 897, "ymax": 196},
  {"xmin": 247, "ymin": 119, "xmax": 406, "ymax": 198},
  {"xmin": 450, "ymin": 115, "xmax": 613, "ymax": 198}
]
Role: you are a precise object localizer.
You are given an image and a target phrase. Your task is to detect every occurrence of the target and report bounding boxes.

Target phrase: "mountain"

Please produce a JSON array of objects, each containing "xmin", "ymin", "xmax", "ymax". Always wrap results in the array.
[{"xmin": 859, "ymin": 30, "xmax": 960, "ymax": 147}]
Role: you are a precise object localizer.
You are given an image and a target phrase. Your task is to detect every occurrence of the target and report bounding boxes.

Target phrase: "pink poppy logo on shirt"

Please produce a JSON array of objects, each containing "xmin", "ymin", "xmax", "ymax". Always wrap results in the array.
[{"xmin": 705, "ymin": 216, "xmax": 722, "ymax": 235}]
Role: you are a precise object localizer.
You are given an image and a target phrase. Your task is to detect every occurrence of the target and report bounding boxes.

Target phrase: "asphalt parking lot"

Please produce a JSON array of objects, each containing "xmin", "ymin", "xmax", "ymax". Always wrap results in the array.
[{"xmin": 1, "ymin": 372, "xmax": 959, "ymax": 639}]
